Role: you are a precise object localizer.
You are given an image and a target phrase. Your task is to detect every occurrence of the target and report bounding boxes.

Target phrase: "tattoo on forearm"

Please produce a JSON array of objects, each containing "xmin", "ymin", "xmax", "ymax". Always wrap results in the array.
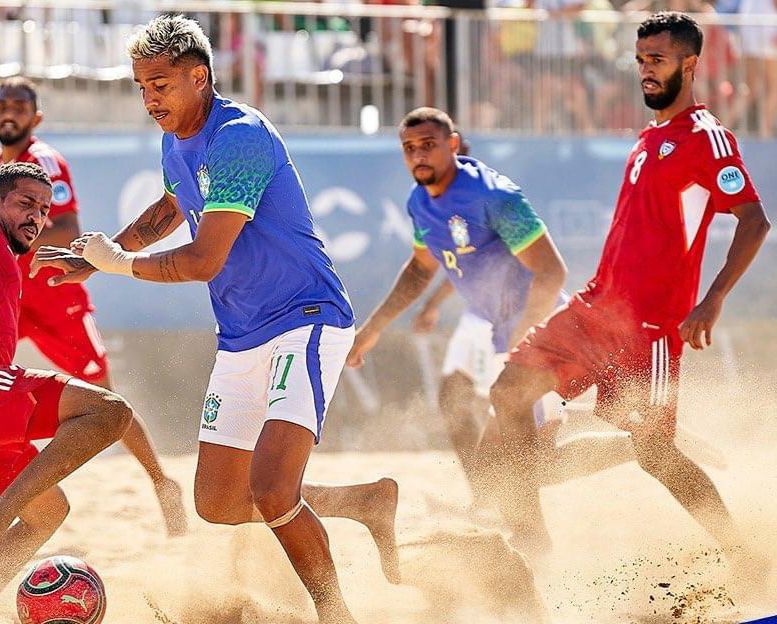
[
  {"xmin": 134, "ymin": 251, "xmax": 184, "ymax": 282},
  {"xmin": 381, "ymin": 260, "xmax": 434, "ymax": 318},
  {"xmin": 65, "ymin": 257, "xmax": 93, "ymax": 271},
  {"xmin": 131, "ymin": 198, "xmax": 177, "ymax": 247},
  {"xmin": 161, "ymin": 253, "xmax": 183, "ymax": 282}
]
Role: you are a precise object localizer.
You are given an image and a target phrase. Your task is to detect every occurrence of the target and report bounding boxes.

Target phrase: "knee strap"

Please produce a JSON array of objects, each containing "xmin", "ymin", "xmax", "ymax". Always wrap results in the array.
[{"xmin": 265, "ymin": 498, "xmax": 306, "ymax": 529}]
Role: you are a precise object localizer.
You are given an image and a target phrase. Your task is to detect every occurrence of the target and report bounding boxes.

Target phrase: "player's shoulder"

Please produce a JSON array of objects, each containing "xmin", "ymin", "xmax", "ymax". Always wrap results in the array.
[
  {"xmin": 458, "ymin": 156, "xmax": 522, "ymax": 198},
  {"xmin": 407, "ymin": 183, "xmax": 427, "ymax": 209},
  {"xmin": 0, "ymin": 235, "xmax": 18, "ymax": 273},
  {"xmin": 25, "ymin": 139, "xmax": 68, "ymax": 177},
  {"xmin": 681, "ymin": 107, "xmax": 739, "ymax": 160},
  {"xmin": 211, "ymin": 96, "xmax": 275, "ymax": 147}
]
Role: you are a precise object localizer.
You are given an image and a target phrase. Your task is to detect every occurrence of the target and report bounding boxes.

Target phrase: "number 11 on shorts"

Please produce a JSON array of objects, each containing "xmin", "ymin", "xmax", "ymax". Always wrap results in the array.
[{"xmin": 270, "ymin": 354, "xmax": 295, "ymax": 391}]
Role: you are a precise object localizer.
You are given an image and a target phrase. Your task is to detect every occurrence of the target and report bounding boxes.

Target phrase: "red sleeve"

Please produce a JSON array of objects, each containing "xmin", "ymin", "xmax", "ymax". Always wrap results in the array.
[
  {"xmin": 27, "ymin": 147, "xmax": 79, "ymax": 218},
  {"xmin": 692, "ymin": 127, "xmax": 760, "ymax": 215},
  {"xmin": 0, "ymin": 251, "xmax": 19, "ymax": 365},
  {"xmin": 0, "ymin": 279, "xmax": 17, "ymax": 365}
]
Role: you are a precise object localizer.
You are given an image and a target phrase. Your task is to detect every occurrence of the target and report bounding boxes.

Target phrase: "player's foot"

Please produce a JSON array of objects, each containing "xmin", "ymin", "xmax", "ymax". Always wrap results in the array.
[
  {"xmin": 154, "ymin": 476, "xmax": 188, "ymax": 537},
  {"xmin": 358, "ymin": 477, "xmax": 401, "ymax": 584}
]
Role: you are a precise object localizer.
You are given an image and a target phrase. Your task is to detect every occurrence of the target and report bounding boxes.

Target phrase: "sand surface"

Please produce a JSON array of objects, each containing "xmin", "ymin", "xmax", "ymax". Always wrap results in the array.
[
  {"xmin": 1, "ymin": 439, "xmax": 776, "ymax": 624},
  {"xmin": 2, "ymin": 355, "xmax": 777, "ymax": 623}
]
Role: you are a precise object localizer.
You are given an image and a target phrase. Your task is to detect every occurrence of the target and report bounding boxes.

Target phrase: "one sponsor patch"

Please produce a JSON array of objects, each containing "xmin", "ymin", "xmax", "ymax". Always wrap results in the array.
[
  {"xmin": 51, "ymin": 180, "xmax": 72, "ymax": 205},
  {"xmin": 658, "ymin": 140, "xmax": 676, "ymax": 159},
  {"xmin": 717, "ymin": 165, "xmax": 745, "ymax": 195}
]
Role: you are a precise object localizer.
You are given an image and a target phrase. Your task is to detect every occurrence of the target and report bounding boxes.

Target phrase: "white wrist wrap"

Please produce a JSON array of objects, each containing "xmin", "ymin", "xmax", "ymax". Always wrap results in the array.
[{"xmin": 82, "ymin": 234, "xmax": 148, "ymax": 278}]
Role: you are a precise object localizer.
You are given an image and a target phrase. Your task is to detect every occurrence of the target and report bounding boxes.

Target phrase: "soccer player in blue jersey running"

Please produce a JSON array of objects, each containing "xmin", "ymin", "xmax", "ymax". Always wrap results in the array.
[
  {"xmin": 347, "ymin": 107, "xmax": 568, "ymax": 553},
  {"xmin": 32, "ymin": 14, "xmax": 397, "ymax": 624}
]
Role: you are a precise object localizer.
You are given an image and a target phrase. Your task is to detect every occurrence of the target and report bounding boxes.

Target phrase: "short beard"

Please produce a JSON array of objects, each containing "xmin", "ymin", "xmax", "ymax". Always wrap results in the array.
[
  {"xmin": 413, "ymin": 171, "xmax": 437, "ymax": 186},
  {"xmin": 0, "ymin": 223, "xmax": 30, "ymax": 254},
  {"xmin": 0, "ymin": 126, "xmax": 30, "ymax": 147},
  {"xmin": 643, "ymin": 65, "xmax": 684, "ymax": 111}
]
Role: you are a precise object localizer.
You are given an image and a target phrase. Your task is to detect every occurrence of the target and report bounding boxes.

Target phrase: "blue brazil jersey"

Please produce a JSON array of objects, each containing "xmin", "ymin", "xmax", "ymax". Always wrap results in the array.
[
  {"xmin": 161, "ymin": 94, "xmax": 353, "ymax": 352},
  {"xmin": 407, "ymin": 156, "xmax": 547, "ymax": 353}
]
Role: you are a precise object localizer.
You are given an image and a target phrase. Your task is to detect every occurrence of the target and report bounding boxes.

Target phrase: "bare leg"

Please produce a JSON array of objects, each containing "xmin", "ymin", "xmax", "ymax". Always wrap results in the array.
[
  {"xmin": 303, "ymin": 480, "xmax": 401, "ymax": 584},
  {"xmin": 0, "ymin": 485, "xmax": 69, "ymax": 591},
  {"xmin": 631, "ymin": 430, "xmax": 738, "ymax": 548},
  {"xmin": 488, "ymin": 364, "xmax": 556, "ymax": 556},
  {"xmin": 540, "ymin": 431, "xmax": 634, "ymax": 486},
  {"xmin": 438, "ymin": 371, "xmax": 484, "ymax": 485},
  {"xmin": 92, "ymin": 373, "xmax": 186, "ymax": 537},
  {"xmin": 194, "ymin": 445, "xmax": 399, "ymax": 585},
  {"xmin": 0, "ymin": 377, "xmax": 132, "ymax": 534},
  {"xmin": 251, "ymin": 421, "xmax": 356, "ymax": 624}
]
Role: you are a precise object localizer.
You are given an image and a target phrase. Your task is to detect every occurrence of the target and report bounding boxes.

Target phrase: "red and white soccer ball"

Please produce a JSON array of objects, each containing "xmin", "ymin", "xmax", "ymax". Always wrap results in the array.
[{"xmin": 17, "ymin": 556, "xmax": 106, "ymax": 624}]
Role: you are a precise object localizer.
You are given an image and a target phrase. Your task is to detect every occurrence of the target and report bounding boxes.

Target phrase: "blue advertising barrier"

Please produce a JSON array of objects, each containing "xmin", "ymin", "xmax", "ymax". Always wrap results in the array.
[{"xmin": 39, "ymin": 131, "xmax": 776, "ymax": 330}]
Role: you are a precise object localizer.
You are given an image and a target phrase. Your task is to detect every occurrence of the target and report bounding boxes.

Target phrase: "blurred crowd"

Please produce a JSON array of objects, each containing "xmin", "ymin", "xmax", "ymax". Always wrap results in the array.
[{"xmin": 1, "ymin": 0, "xmax": 776, "ymax": 135}]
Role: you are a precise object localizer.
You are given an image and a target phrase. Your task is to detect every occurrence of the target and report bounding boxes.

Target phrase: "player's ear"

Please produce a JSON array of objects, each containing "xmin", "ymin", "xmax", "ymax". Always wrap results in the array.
[
  {"xmin": 449, "ymin": 131, "xmax": 461, "ymax": 154},
  {"xmin": 31, "ymin": 110, "xmax": 43, "ymax": 130},
  {"xmin": 683, "ymin": 54, "xmax": 699, "ymax": 79},
  {"xmin": 192, "ymin": 64, "xmax": 209, "ymax": 92}
]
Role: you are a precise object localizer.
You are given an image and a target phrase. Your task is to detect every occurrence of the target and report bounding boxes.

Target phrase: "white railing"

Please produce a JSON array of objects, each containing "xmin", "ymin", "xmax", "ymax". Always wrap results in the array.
[{"xmin": 2, "ymin": 1, "xmax": 777, "ymax": 135}]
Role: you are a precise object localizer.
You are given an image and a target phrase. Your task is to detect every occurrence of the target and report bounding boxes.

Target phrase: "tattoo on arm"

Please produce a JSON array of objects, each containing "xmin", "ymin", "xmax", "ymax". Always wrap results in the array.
[
  {"xmin": 65, "ymin": 257, "xmax": 93, "ymax": 271},
  {"xmin": 132, "ymin": 250, "xmax": 184, "ymax": 282},
  {"xmin": 131, "ymin": 197, "xmax": 179, "ymax": 248},
  {"xmin": 373, "ymin": 258, "xmax": 435, "ymax": 325}
]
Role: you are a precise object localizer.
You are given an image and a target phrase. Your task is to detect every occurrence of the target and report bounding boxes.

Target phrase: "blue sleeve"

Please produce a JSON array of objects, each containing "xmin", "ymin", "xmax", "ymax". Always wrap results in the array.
[
  {"xmin": 405, "ymin": 193, "xmax": 427, "ymax": 249},
  {"xmin": 161, "ymin": 135, "xmax": 176, "ymax": 196},
  {"xmin": 486, "ymin": 187, "xmax": 547, "ymax": 254},
  {"xmin": 202, "ymin": 122, "xmax": 275, "ymax": 220}
]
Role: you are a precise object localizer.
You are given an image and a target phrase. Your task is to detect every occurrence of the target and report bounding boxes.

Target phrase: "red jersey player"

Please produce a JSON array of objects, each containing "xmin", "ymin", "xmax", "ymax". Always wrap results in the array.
[
  {"xmin": 0, "ymin": 77, "xmax": 186, "ymax": 537},
  {"xmin": 489, "ymin": 12, "xmax": 771, "ymax": 559},
  {"xmin": 0, "ymin": 162, "xmax": 137, "ymax": 589}
]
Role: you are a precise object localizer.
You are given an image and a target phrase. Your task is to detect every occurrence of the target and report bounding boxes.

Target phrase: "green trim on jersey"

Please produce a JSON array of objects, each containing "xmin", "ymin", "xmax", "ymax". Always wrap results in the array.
[
  {"xmin": 487, "ymin": 193, "xmax": 547, "ymax": 255},
  {"xmin": 163, "ymin": 170, "xmax": 177, "ymax": 196},
  {"xmin": 203, "ymin": 202, "xmax": 255, "ymax": 219},
  {"xmin": 413, "ymin": 227, "xmax": 429, "ymax": 249},
  {"xmin": 509, "ymin": 222, "xmax": 546, "ymax": 254}
]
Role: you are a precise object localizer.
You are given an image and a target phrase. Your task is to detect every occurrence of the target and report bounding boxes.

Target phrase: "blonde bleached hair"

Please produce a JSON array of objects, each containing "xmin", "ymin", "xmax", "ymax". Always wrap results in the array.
[{"xmin": 127, "ymin": 14, "xmax": 215, "ymax": 83}]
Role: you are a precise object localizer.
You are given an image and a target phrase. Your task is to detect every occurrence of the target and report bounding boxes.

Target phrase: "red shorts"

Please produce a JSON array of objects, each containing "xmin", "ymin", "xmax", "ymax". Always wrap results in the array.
[
  {"xmin": 0, "ymin": 366, "xmax": 68, "ymax": 494},
  {"xmin": 509, "ymin": 296, "xmax": 682, "ymax": 436},
  {"xmin": 18, "ymin": 303, "xmax": 109, "ymax": 382}
]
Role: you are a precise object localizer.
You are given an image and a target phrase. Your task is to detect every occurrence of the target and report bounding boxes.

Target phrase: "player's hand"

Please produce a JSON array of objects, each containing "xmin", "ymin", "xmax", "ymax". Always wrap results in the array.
[
  {"xmin": 412, "ymin": 305, "xmax": 440, "ymax": 334},
  {"xmin": 30, "ymin": 246, "xmax": 97, "ymax": 285},
  {"xmin": 346, "ymin": 325, "xmax": 381, "ymax": 368},
  {"xmin": 70, "ymin": 232, "xmax": 136, "ymax": 277},
  {"xmin": 70, "ymin": 231, "xmax": 103, "ymax": 254},
  {"xmin": 678, "ymin": 295, "xmax": 723, "ymax": 350}
]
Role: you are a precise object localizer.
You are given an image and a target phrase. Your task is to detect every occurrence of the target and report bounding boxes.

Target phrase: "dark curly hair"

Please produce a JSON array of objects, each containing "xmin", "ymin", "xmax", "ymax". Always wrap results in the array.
[
  {"xmin": 0, "ymin": 162, "xmax": 52, "ymax": 199},
  {"xmin": 638, "ymin": 12, "xmax": 703, "ymax": 56}
]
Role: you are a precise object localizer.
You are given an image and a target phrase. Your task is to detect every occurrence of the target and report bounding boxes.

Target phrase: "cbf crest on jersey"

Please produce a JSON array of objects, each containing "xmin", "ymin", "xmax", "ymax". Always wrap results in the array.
[
  {"xmin": 197, "ymin": 164, "xmax": 210, "ymax": 199},
  {"xmin": 448, "ymin": 215, "xmax": 476, "ymax": 254},
  {"xmin": 658, "ymin": 140, "xmax": 676, "ymax": 159}
]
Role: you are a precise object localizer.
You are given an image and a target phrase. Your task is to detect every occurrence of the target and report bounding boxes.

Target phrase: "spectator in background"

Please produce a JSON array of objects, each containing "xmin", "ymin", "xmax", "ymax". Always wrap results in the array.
[
  {"xmin": 735, "ymin": 0, "xmax": 777, "ymax": 136},
  {"xmin": 218, "ymin": 11, "xmax": 265, "ymax": 106},
  {"xmin": 529, "ymin": 0, "xmax": 595, "ymax": 133}
]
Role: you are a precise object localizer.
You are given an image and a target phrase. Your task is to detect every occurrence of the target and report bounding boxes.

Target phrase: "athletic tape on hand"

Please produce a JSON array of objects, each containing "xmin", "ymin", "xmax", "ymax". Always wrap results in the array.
[{"xmin": 81, "ymin": 233, "xmax": 143, "ymax": 278}]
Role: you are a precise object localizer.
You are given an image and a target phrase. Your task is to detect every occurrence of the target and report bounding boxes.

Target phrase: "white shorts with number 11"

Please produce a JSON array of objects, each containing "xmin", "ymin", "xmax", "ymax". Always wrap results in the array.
[{"xmin": 199, "ymin": 324, "xmax": 355, "ymax": 450}]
